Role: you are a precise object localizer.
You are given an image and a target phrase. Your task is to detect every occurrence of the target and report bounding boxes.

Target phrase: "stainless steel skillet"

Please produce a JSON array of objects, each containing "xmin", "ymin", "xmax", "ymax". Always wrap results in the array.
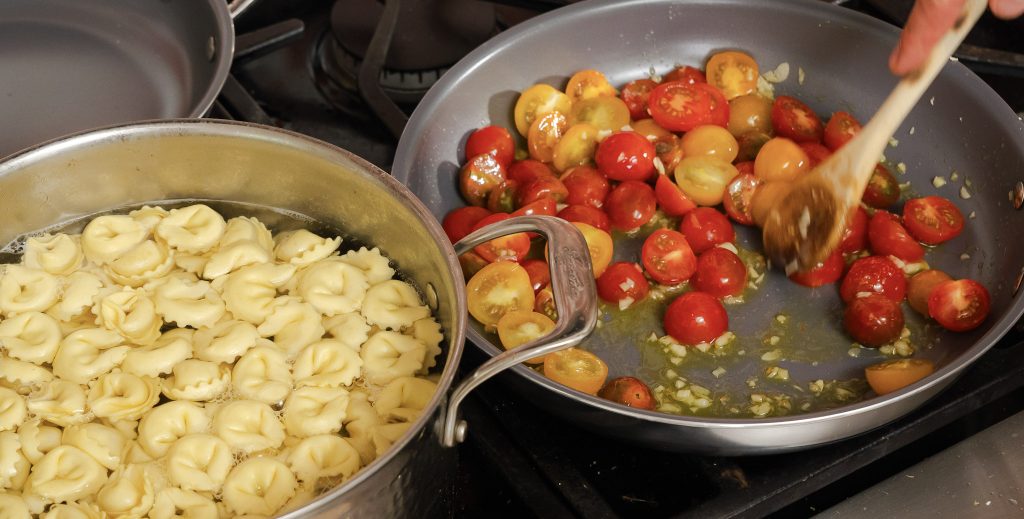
[{"xmin": 391, "ymin": 0, "xmax": 1024, "ymax": 454}]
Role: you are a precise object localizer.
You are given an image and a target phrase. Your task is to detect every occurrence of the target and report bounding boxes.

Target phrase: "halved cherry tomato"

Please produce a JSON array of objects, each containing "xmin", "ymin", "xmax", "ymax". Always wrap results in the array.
[
  {"xmin": 736, "ymin": 131, "xmax": 771, "ymax": 162},
  {"xmin": 679, "ymin": 207, "xmax": 735, "ymax": 254},
  {"xmin": 518, "ymin": 176, "xmax": 568, "ymax": 207},
  {"xmin": 459, "ymin": 251, "xmax": 489, "ymax": 281},
  {"xmin": 928, "ymin": 279, "xmax": 991, "ymax": 332},
  {"xmin": 543, "ymin": 348, "xmax": 609, "ymax": 395},
  {"xmin": 521, "ymin": 259, "xmax": 551, "ymax": 294},
  {"xmin": 728, "ymin": 94, "xmax": 773, "ymax": 137},
  {"xmin": 570, "ymin": 97, "xmax": 631, "ymax": 132},
  {"xmin": 868, "ymin": 211, "xmax": 924, "ymax": 262},
  {"xmin": 497, "ymin": 310, "xmax": 557, "ymax": 365},
  {"xmin": 902, "ymin": 196, "xmax": 964, "ymax": 245},
  {"xmin": 512, "ymin": 197, "xmax": 557, "ymax": 217},
  {"xmin": 844, "ymin": 294, "xmax": 905, "ymax": 347},
  {"xmin": 466, "ymin": 261, "xmax": 535, "ymax": 327},
  {"xmin": 466, "ymin": 125, "xmax": 515, "ymax": 167},
  {"xmin": 673, "ymin": 156, "xmax": 738, "ymax": 207},
  {"xmin": 514, "ymin": 83, "xmax": 573, "ymax": 136},
  {"xmin": 621, "ymin": 79, "xmax": 658, "ymax": 120},
  {"xmin": 789, "ymin": 250, "xmax": 844, "ymax": 287},
  {"xmin": 664, "ymin": 291, "xmax": 728, "ymax": 345},
  {"xmin": 722, "ymin": 173, "xmax": 761, "ymax": 225},
  {"xmin": 566, "ymin": 69, "xmax": 617, "ymax": 102},
  {"xmin": 771, "ymin": 95, "xmax": 823, "ymax": 143},
  {"xmin": 552, "ymin": 123, "xmax": 600, "ymax": 172},
  {"xmin": 598, "ymin": 376, "xmax": 655, "ymax": 410},
  {"xmin": 840, "ymin": 255, "xmax": 907, "ymax": 303},
  {"xmin": 595, "ymin": 131, "xmax": 656, "ymax": 181},
  {"xmin": 471, "ymin": 213, "xmax": 531, "ymax": 263},
  {"xmin": 750, "ymin": 181, "xmax": 792, "ymax": 228},
  {"xmin": 662, "ymin": 65, "xmax": 706, "ymax": 85},
  {"xmin": 680, "ymin": 125, "xmax": 739, "ymax": 163},
  {"xmin": 633, "ymin": 118, "xmax": 686, "ymax": 171},
  {"xmin": 443, "ymin": 206, "xmax": 492, "ymax": 244},
  {"xmin": 907, "ymin": 269, "xmax": 952, "ymax": 316},
  {"xmin": 837, "ymin": 205, "xmax": 869, "ymax": 254},
  {"xmin": 605, "ymin": 181, "xmax": 657, "ymax": 231},
  {"xmin": 655, "ymin": 174, "xmax": 698, "ymax": 217},
  {"xmin": 865, "ymin": 358, "xmax": 935, "ymax": 395},
  {"xmin": 798, "ymin": 142, "xmax": 832, "ymax": 168},
  {"xmin": 486, "ymin": 180, "xmax": 519, "ymax": 213},
  {"xmin": 558, "ymin": 204, "xmax": 610, "ymax": 232},
  {"xmin": 596, "ymin": 262, "xmax": 650, "ymax": 305},
  {"xmin": 693, "ymin": 247, "xmax": 747, "ymax": 298},
  {"xmin": 528, "ymin": 111, "xmax": 569, "ymax": 163},
  {"xmin": 753, "ymin": 137, "xmax": 809, "ymax": 182},
  {"xmin": 823, "ymin": 111, "xmax": 861, "ymax": 151},
  {"xmin": 507, "ymin": 159, "xmax": 555, "ymax": 185},
  {"xmin": 535, "ymin": 284, "xmax": 557, "ymax": 321},
  {"xmin": 648, "ymin": 81, "xmax": 728, "ymax": 132},
  {"xmin": 641, "ymin": 229, "xmax": 697, "ymax": 285},
  {"xmin": 863, "ymin": 163, "xmax": 900, "ymax": 209},
  {"xmin": 560, "ymin": 166, "xmax": 610, "ymax": 209},
  {"xmin": 706, "ymin": 50, "xmax": 759, "ymax": 100},
  {"xmin": 572, "ymin": 222, "xmax": 614, "ymax": 278},
  {"xmin": 460, "ymin": 153, "xmax": 507, "ymax": 206}
]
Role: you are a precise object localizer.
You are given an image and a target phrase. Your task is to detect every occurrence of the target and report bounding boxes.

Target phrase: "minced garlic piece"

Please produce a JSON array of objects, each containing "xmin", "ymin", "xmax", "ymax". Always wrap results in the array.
[
  {"xmin": 961, "ymin": 253, "xmax": 971, "ymax": 261},
  {"xmin": 765, "ymin": 366, "xmax": 790, "ymax": 381},
  {"xmin": 761, "ymin": 349, "xmax": 782, "ymax": 361},
  {"xmin": 716, "ymin": 242, "xmax": 739, "ymax": 255},
  {"xmin": 889, "ymin": 137, "xmax": 899, "ymax": 147},
  {"xmin": 798, "ymin": 67, "xmax": 805, "ymax": 85},
  {"xmin": 712, "ymin": 367, "xmax": 727, "ymax": 378},
  {"xmin": 960, "ymin": 186, "xmax": 972, "ymax": 199},
  {"xmin": 897, "ymin": 163, "xmax": 907, "ymax": 174},
  {"xmin": 847, "ymin": 346, "xmax": 862, "ymax": 357},
  {"xmin": 775, "ymin": 314, "xmax": 788, "ymax": 324},
  {"xmin": 763, "ymin": 62, "xmax": 790, "ymax": 83},
  {"xmin": 768, "ymin": 336, "xmax": 781, "ymax": 346}
]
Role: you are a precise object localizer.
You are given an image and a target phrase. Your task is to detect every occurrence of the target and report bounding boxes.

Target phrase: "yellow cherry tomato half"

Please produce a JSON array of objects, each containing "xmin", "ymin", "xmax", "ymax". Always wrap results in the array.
[
  {"xmin": 631, "ymin": 118, "xmax": 674, "ymax": 140},
  {"xmin": 570, "ymin": 96, "xmax": 631, "ymax": 133},
  {"xmin": 497, "ymin": 310, "xmax": 557, "ymax": 365},
  {"xmin": 565, "ymin": 69, "xmax": 617, "ymax": 102},
  {"xmin": 543, "ymin": 347, "xmax": 609, "ymax": 395},
  {"xmin": 514, "ymin": 84, "xmax": 573, "ymax": 137},
  {"xmin": 673, "ymin": 156, "xmax": 739, "ymax": 206},
  {"xmin": 705, "ymin": 50, "xmax": 759, "ymax": 100},
  {"xmin": 573, "ymin": 222, "xmax": 613, "ymax": 278},
  {"xmin": 552, "ymin": 123, "xmax": 600, "ymax": 172},
  {"xmin": 865, "ymin": 358, "xmax": 935, "ymax": 395},
  {"xmin": 727, "ymin": 93, "xmax": 773, "ymax": 137},
  {"xmin": 754, "ymin": 137, "xmax": 810, "ymax": 182},
  {"xmin": 680, "ymin": 125, "xmax": 739, "ymax": 163},
  {"xmin": 528, "ymin": 110, "xmax": 569, "ymax": 163},
  {"xmin": 466, "ymin": 261, "xmax": 536, "ymax": 327}
]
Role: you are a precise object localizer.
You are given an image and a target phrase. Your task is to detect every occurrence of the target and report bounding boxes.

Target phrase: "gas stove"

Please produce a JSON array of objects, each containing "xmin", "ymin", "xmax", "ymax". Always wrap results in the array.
[{"xmin": 223, "ymin": 1, "xmax": 1024, "ymax": 517}]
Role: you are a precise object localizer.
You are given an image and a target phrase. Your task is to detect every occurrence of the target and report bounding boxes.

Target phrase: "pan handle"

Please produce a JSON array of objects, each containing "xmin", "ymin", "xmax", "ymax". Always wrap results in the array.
[
  {"xmin": 228, "ymin": 0, "xmax": 257, "ymax": 19},
  {"xmin": 441, "ymin": 215, "xmax": 598, "ymax": 447}
]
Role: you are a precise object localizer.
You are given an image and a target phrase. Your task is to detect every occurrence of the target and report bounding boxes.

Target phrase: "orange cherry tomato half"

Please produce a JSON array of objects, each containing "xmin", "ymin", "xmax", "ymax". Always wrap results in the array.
[
  {"xmin": 865, "ymin": 358, "xmax": 935, "ymax": 395},
  {"xmin": 565, "ymin": 69, "xmax": 617, "ymax": 102},
  {"xmin": 598, "ymin": 376, "xmax": 655, "ymax": 410},
  {"xmin": 543, "ymin": 348, "xmax": 609, "ymax": 395},
  {"xmin": 497, "ymin": 310, "xmax": 557, "ymax": 365},
  {"xmin": 673, "ymin": 156, "xmax": 739, "ymax": 207},
  {"xmin": 727, "ymin": 93, "xmax": 773, "ymax": 137},
  {"xmin": 706, "ymin": 50, "xmax": 759, "ymax": 100},
  {"xmin": 750, "ymin": 181, "xmax": 792, "ymax": 228},
  {"xmin": 459, "ymin": 251, "xmax": 489, "ymax": 282},
  {"xmin": 907, "ymin": 269, "xmax": 952, "ymax": 316},
  {"xmin": 570, "ymin": 96, "xmax": 631, "ymax": 132},
  {"xmin": 466, "ymin": 261, "xmax": 536, "ymax": 327},
  {"xmin": 753, "ymin": 137, "xmax": 809, "ymax": 183},
  {"xmin": 680, "ymin": 125, "xmax": 739, "ymax": 163},
  {"xmin": 514, "ymin": 83, "xmax": 573, "ymax": 136},
  {"xmin": 552, "ymin": 123, "xmax": 600, "ymax": 172},
  {"xmin": 528, "ymin": 111, "xmax": 569, "ymax": 163}
]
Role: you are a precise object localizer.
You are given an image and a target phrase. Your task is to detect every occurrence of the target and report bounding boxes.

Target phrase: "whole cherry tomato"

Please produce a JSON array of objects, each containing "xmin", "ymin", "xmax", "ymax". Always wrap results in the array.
[
  {"xmin": 679, "ymin": 207, "xmax": 735, "ymax": 254},
  {"xmin": 621, "ymin": 79, "xmax": 658, "ymax": 120},
  {"xmin": 692, "ymin": 247, "xmax": 748, "ymax": 298},
  {"xmin": 605, "ymin": 181, "xmax": 657, "ymax": 231},
  {"xmin": 664, "ymin": 291, "xmax": 728, "ymax": 345},
  {"xmin": 907, "ymin": 269, "xmax": 952, "ymax": 316},
  {"xmin": 844, "ymin": 294, "xmax": 905, "ymax": 347},
  {"xmin": 460, "ymin": 153, "xmax": 507, "ymax": 207},
  {"xmin": 466, "ymin": 125, "xmax": 515, "ymax": 167},
  {"xmin": 823, "ymin": 111, "xmax": 861, "ymax": 151},
  {"xmin": 595, "ymin": 131, "xmax": 656, "ymax": 182},
  {"xmin": 507, "ymin": 159, "xmax": 555, "ymax": 185},
  {"xmin": 443, "ymin": 206, "xmax": 492, "ymax": 244},
  {"xmin": 598, "ymin": 376, "xmax": 655, "ymax": 410},
  {"xmin": 789, "ymin": 249, "xmax": 844, "ymax": 287},
  {"xmin": 560, "ymin": 165, "xmax": 610, "ymax": 209},
  {"xmin": 840, "ymin": 256, "xmax": 907, "ymax": 303},
  {"xmin": 558, "ymin": 204, "xmax": 610, "ymax": 232}
]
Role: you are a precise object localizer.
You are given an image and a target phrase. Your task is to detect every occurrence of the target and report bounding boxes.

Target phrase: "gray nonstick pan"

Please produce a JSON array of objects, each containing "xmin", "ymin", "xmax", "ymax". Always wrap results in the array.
[
  {"xmin": 392, "ymin": 0, "xmax": 1024, "ymax": 454},
  {"xmin": 0, "ymin": 0, "xmax": 253, "ymax": 158}
]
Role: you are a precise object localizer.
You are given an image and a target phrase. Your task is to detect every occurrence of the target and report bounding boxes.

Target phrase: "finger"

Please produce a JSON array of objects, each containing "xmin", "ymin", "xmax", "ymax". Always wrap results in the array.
[
  {"xmin": 990, "ymin": 0, "xmax": 1024, "ymax": 18},
  {"xmin": 889, "ymin": 0, "xmax": 968, "ymax": 76}
]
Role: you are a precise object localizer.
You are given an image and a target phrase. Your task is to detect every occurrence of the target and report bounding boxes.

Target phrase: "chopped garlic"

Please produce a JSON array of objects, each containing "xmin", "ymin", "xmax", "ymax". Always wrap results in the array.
[
  {"xmin": 965, "ymin": 178, "xmax": 973, "ymax": 188},
  {"xmin": 756, "ymin": 76, "xmax": 775, "ymax": 99},
  {"xmin": 969, "ymin": 211, "xmax": 976, "ymax": 219},
  {"xmin": 809, "ymin": 379, "xmax": 825, "ymax": 394},
  {"xmin": 894, "ymin": 339, "xmax": 914, "ymax": 357},
  {"xmin": 909, "ymin": 126, "xmax": 916, "ymax": 135},
  {"xmin": 763, "ymin": 62, "xmax": 790, "ymax": 83},
  {"xmin": 775, "ymin": 314, "xmax": 788, "ymax": 324},
  {"xmin": 768, "ymin": 336, "xmax": 781, "ymax": 346},
  {"xmin": 619, "ymin": 278, "xmax": 636, "ymax": 292},
  {"xmin": 695, "ymin": 341, "xmax": 711, "ymax": 353},
  {"xmin": 897, "ymin": 163, "xmax": 907, "ymax": 174},
  {"xmin": 716, "ymin": 242, "xmax": 739, "ymax": 255},
  {"xmin": 960, "ymin": 186, "xmax": 972, "ymax": 199},
  {"xmin": 653, "ymin": 157, "xmax": 666, "ymax": 175},
  {"xmin": 648, "ymin": 332, "xmax": 659, "ymax": 341},
  {"xmin": 950, "ymin": 171, "xmax": 959, "ymax": 182},
  {"xmin": 900, "ymin": 327, "xmax": 911, "ymax": 339},
  {"xmin": 668, "ymin": 343, "xmax": 687, "ymax": 358},
  {"xmin": 855, "ymin": 291, "xmax": 873, "ymax": 299},
  {"xmin": 798, "ymin": 206, "xmax": 811, "ymax": 239},
  {"xmin": 712, "ymin": 367, "xmax": 727, "ymax": 378},
  {"xmin": 765, "ymin": 366, "xmax": 790, "ymax": 381},
  {"xmin": 596, "ymin": 129, "xmax": 613, "ymax": 141},
  {"xmin": 618, "ymin": 297, "xmax": 634, "ymax": 310},
  {"xmin": 929, "ymin": 96, "xmax": 935, "ymax": 106},
  {"xmin": 670, "ymin": 356, "xmax": 682, "ymax": 365},
  {"xmin": 889, "ymin": 137, "xmax": 899, "ymax": 147},
  {"xmin": 798, "ymin": 67, "xmax": 805, "ymax": 85},
  {"xmin": 847, "ymin": 346, "xmax": 861, "ymax": 358},
  {"xmin": 961, "ymin": 253, "xmax": 971, "ymax": 261},
  {"xmin": 714, "ymin": 331, "xmax": 736, "ymax": 347},
  {"xmin": 665, "ymin": 369, "xmax": 678, "ymax": 380},
  {"xmin": 761, "ymin": 349, "xmax": 782, "ymax": 361}
]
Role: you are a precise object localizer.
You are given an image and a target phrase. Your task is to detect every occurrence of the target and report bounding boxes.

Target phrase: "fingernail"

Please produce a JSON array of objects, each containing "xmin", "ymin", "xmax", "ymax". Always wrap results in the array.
[{"xmin": 993, "ymin": 0, "xmax": 1024, "ymax": 18}]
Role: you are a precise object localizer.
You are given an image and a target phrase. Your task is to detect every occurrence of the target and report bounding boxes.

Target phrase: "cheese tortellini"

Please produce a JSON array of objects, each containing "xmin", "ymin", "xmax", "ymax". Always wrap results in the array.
[{"xmin": 1, "ymin": 203, "xmax": 444, "ymax": 516}]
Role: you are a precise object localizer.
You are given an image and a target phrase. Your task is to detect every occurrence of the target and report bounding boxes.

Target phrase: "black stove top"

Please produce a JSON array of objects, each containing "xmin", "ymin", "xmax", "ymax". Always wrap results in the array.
[{"xmin": 222, "ymin": 1, "xmax": 1024, "ymax": 517}]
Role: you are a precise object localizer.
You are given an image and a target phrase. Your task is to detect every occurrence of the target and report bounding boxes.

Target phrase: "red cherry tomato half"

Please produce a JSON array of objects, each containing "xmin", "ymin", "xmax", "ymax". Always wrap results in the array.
[
  {"xmin": 521, "ymin": 259, "xmax": 551, "ymax": 294},
  {"xmin": 844, "ymin": 294, "xmax": 905, "ymax": 347},
  {"xmin": 907, "ymin": 269, "xmax": 953, "ymax": 316},
  {"xmin": 902, "ymin": 196, "xmax": 964, "ymax": 245},
  {"xmin": 662, "ymin": 65, "xmax": 706, "ymax": 85},
  {"xmin": 840, "ymin": 255, "xmax": 907, "ymax": 303},
  {"xmin": 466, "ymin": 125, "xmax": 515, "ymax": 167},
  {"xmin": 442, "ymin": 206, "xmax": 492, "ymax": 244},
  {"xmin": 928, "ymin": 279, "xmax": 991, "ymax": 332},
  {"xmin": 693, "ymin": 247, "xmax": 748, "ymax": 298},
  {"xmin": 511, "ymin": 197, "xmax": 557, "ymax": 217},
  {"xmin": 654, "ymin": 174, "xmax": 697, "ymax": 217},
  {"xmin": 679, "ymin": 207, "xmax": 735, "ymax": 254},
  {"xmin": 647, "ymin": 81, "xmax": 729, "ymax": 132},
  {"xmin": 862, "ymin": 163, "xmax": 900, "ymax": 209},
  {"xmin": 605, "ymin": 180, "xmax": 657, "ymax": 231},
  {"xmin": 471, "ymin": 213, "xmax": 531, "ymax": 263},
  {"xmin": 823, "ymin": 111, "xmax": 861, "ymax": 151},
  {"xmin": 868, "ymin": 211, "xmax": 925, "ymax": 262},
  {"xmin": 459, "ymin": 153, "xmax": 507, "ymax": 207},
  {"xmin": 558, "ymin": 204, "xmax": 610, "ymax": 232},
  {"xmin": 596, "ymin": 262, "xmax": 651, "ymax": 305},
  {"xmin": 517, "ymin": 175, "xmax": 568, "ymax": 207},
  {"xmin": 595, "ymin": 131, "xmax": 657, "ymax": 182},
  {"xmin": 798, "ymin": 142, "xmax": 832, "ymax": 168},
  {"xmin": 771, "ymin": 95, "xmax": 823, "ymax": 143},
  {"xmin": 838, "ymin": 205, "xmax": 869, "ymax": 254},
  {"xmin": 621, "ymin": 79, "xmax": 658, "ymax": 121},
  {"xmin": 598, "ymin": 376, "xmax": 655, "ymax": 410},
  {"xmin": 722, "ymin": 172, "xmax": 761, "ymax": 225},
  {"xmin": 664, "ymin": 291, "xmax": 728, "ymax": 345},
  {"xmin": 507, "ymin": 159, "xmax": 555, "ymax": 185},
  {"xmin": 486, "ymin": 180, "xmax": 519, "ymax": 213},
  {"xmin": 560, "ymin": 165, "xmax": 610, "ymax": 209},
  {"xmin": 789, "ymin": 250, "xmax": 844, "ymax": 287},
  {"xmin": 641, "ymin": 229, "xmax": 697, "ymax": 285}
]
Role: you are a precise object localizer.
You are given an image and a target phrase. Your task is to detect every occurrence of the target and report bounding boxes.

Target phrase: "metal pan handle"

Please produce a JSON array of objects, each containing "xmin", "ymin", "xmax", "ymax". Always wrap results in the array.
[
  {"xmin": 441, "ymin": 215, "xmax": 598, "ymax": 447},
  {"xmin": 227, "ymin": 0, "xmax": 257, "ymax": 19}
]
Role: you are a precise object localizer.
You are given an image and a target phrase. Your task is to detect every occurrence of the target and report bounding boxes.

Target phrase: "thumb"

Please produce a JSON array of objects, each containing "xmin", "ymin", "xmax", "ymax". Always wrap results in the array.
[
  {"xmin": 890, "ymin": 0, "xmax": 968, "ymax": 76},
  {"xmin": 990, "ymin": 0, "xmax": 1024, "ymax": 18}
]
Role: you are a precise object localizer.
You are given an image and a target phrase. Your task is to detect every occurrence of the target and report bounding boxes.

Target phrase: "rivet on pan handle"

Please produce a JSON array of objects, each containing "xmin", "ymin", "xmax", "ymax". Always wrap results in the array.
[
  {"xmin": 1013, "ymin": 180, "xmax": 1024, "ymax": 210},
  {"xmin": 441, "ymin": 215, "xmax": 598, "ymax": 447}
]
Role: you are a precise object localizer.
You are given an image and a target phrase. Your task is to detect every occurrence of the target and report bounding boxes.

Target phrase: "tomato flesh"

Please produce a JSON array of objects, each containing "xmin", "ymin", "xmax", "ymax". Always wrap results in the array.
[
  {"xmin": 460, "ymin": 153, "xmax": 507, "ymax": 206},
  {"xmin": 928, "ymin": 279, "xmax": 991, "ymax": 332},
  {"xmin": 662, "ymin": 65, "xmax": 706, "ymax": 85},
  {"xmin": 840, "ymin": 255, "xmax": 907, "ymax": 303},
  {"xmin": 466, "ymin": 125, "xmax": 515, "ymax": 167},
  {"xmin": 497, "ymin": 310, "xmax": 556, "ymax": 354},
  {"xmin": 843, "ymin": 294, "xmax": 905, "ymax": 347},
  {"xmin": 862, "ymin": 163, "xmax": 900, "ymax": 209},
  {"xmin": 693, "ymin": 247, "xmax": 747, "ymax": 298},
  {"xmin": 655, "ymin": 174, "xmax": 697, "ymax": 217},
  {"xmin": 664, "ymin": 291, "xmax": 728, "ymax": 345},
  {"xmin": 595, "ymin": 131, "xmax": 657, "ymax": 182},
  {"xmin": 771, "ymin": 95, "xmax": 823, "ymax": 143},
  {"xmin": 558, "ymin": 204, "xmax": 610, "ymax": 232},
  {"xmin": 466, "ymin": 261, "xmax": 535, "ymax": 327},
  {"xmin": 520, "ymin": 259, "xmax": 551, "ymax": 294},
  {"xmin": 679, "ymin": 207, "xmax": 735, "ymax": 254},
  {"xmin": 823, "ymin": 111, "xmax": 861, "ymax": 151},
  {"xmin": 789, "ymin": 250, "xmax": 844, "ymax": 287},
  {"xmin": 512, "ymin": 197, "xmax": 557, "ymax": 217},
  {"xmin": 605, "ymin": 180, "xmax": 657, "ymax": 231},
  {"xmin": 598, "ymin": 376, "xmax": 655, "ymax": 410},
  {"xmin": 508, "ymin": 159, "xmax": 555, "ymax": 185},
  {"xmin": 648, "ymin": 81, "xmax": 729, "ymax": 132},
  {"xmin": 865, "ymin": 359, "xmax": 934, "ymax": 395},
  {"xmin": 907, "ymin": 269, "xmax": 952, "ymax": 316},
  {"xmin": 902, "ymin": 196, "xmax": 964, "ymax": 245},
  {"xmin": 543, "ymin": 348, "xmax": 609, "ymax": 395},
  {"xmin": 798, "ymin": 142, "xmax": 832, "ymax": 168},
  {"xmin": 641, "ymin": 229, "xmax": 697, "ymax": 285},
  {"xmin": 621, "ymin": 79, "xmax": 657, "ymax": 120},
  {"xmin": 838, "ymin": 206, "xmax": 869, "ymax": 254},
  {"xmin": 471, "ymin": 213, "xmax": 531, "ymax": 263},
  {"xmin": 868, "ymin": 211, "xmax": 925, "ymax": 262},
  {"xmin": 596, "ymin": 262, "xmax": 650, "ymax": 305},
  {"xmin": 443, "ymin": 206, "xmax": 492, "ymax": 244},
  {"xmin": 517, "ymin": 175, "xmax": 568, "ymax": 207},
  {"xmin": 705, "ymin": 50, "xmax": 759, "ymax": 100},
  {"xmin": 722, "ymin": 173, "xmax": 761, "ymax": 226}
]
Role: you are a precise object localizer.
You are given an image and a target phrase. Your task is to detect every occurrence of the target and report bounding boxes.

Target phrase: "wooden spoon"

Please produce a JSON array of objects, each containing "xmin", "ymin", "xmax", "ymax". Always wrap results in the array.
[{"xmin": 761, "ymin": 0, "xmax": 987, "ymax": 273}]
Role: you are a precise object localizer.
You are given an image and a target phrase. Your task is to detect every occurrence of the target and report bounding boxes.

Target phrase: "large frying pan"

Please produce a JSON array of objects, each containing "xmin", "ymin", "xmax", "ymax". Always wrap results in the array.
[
  {"xmin": 392, "ymin": 0, "xmax": 1024, "ymax": 454},
  {"xmin": 0, "ymin": 0, "xmax": 253, "ymax": 158}
]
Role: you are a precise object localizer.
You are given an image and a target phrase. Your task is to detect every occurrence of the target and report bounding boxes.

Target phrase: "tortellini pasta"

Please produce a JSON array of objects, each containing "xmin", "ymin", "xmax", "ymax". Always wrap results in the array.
[
  {"xmin": 213, "ymin": 400, "xmax": 285, "ymax": 453},
  {"xmin": 286, "ymin": 434, "xmax": 361, "ymax": 482},
  {"xmin": 0, "ymin": 311, "xmax": 62, "ymax": 365},
  {"xmin": 51, "ymin": 328, "xmax": 130, "ymax": 384},
  {"xmin": 0, "ymin": 431, "xmax": 29, "ymax": 490},
  {"xmin": 103, "ymin": 238, "xmax": 175, "ymax": 287},
  {"xmin": 81, "ymin": 215, "xmax": 147, "ymax": 265},
  {"xmin": 0, "ymin": 354, "xmax": 54, "ymax": 393},
  {"xmin": 165, "ymin": 434, "xmax": 233, "ymax": 492},
  {"xmin": 343, "ymin": 390, "xmax": 381, "ymax": 465},
  {"xmin": 26, "ymin": 381, "xmax": 88, "ymax": 427},
  {"xmin": 323, "ymin": 312, "xmax": 371, "ymax": 351},
  {"xmin": 0, "ymin": 266, "xmax": 60, "ymax": 316},
  {"xmin": 360, "ymin": 280, "xmax": 431, "ymax": 331},
  {"xmin": 360, "ymin": 331, "xmax": 427, "ymax": 385},
  {"xmin": 293, "ymin": 339, "xmax": 363, "ymax": 388},
  {"xmin": 338, "ymin": 247, "xmax": 395, "ymax": 285},
  {"xmin": 95, "ymin": 463, "xmax": 158, "ymax": 517},
  {"xmin": 256, "ymin": 298, "xmax": 324, "ymax": 358},
  {"xmin": 87, "ymin": 373, "xmax": 161, "ymax": 421},
  {"xmin": 137, "ymin": 401, "xmax": 211, "ymax": 459},
  {"xmin": 156, "ymin": 204, "xmax": 227, "ymax": 254},
  {"xmin": 0, "ymin": 492, "xmax": 31, "ymax": 518},
  {"xmin": 150, "ymin": 488, "xmax": 219, "ymax": 519},
  {"xmin": 218, "ymin": 263, "xmax": 295, "ymax": 325},
  {"xmin": 296, "ymin": 259, "xmax": 368, "ymax": 316},
  {"xmin": 61, "ymin": 423, "xmax": 126, "ymax": 471},
  {"xmin": 18, "ymin": 420, "xmax": 62, "ymax": 464},
  {"xmin": 23, "ymin": 233, "xmax": 82, "ymax": 276},
  {"xmin": 374, "ymin": 376, "xmax": 438, "ymax": 423},
  {"xmin": 222, "ymin": 458, "xmax": 297, "ymax": 516},
  {"xmin": 192, "ymin": 319, "xmax": 260, "ymax": 364},
  {"xmin": 232, "ymin": 346, "xmax": 292, "ymax": 405},
  {"xmin": 40, "ymin": 502, "xmax": 105, "ymax": 519},
  {"xmin": 153, "ymin": 274, "xmax": 225, "ymax": 328},
  {"xmin": 161, "ymin": 360, "xmax": 231, "ymax": 402},
  {"xmin": 93, "ymin": 288, "xmax": 162, "ymax": 346},
  {"xmin": 0, "ymin": 387, "xmax": 27, "ymax": 432},
  {"xmin": 283, "ymin": 387, "xmax": 349, "ymax": 438},
  {"xmin": 120, "ymin": 328, "xmax": 193, "ymax": 378},
  {"xmin": 47, "ymin": 271, "xmax": 104, "ymax": 322},
  {"xmin": 273, "ymin": 229, "xmax": 341, "ymax": 266},
  {"xmin": 24, "ymin": 445, "xmax": 107, "ymax": 504}
]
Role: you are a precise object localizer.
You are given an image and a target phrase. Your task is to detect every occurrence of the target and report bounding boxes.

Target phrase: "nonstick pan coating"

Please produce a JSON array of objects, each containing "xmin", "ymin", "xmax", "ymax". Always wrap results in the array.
[{"xmin": 392, "ymin": 0, "xmax": 1024, "ymax": 453}]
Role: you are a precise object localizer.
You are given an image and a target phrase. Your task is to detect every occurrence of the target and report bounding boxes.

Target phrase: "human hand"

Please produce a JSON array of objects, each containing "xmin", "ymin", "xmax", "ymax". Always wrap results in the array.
[{"xmin": 889, "ymin": 0, "xmax": 1024, "ymax": 75}]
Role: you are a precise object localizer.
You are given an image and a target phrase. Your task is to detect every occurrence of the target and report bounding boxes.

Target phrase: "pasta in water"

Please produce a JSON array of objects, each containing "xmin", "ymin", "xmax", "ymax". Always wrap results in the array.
[{"xmin": 0, "ymin": 203, "xmax": 443, "ymax": 516}]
